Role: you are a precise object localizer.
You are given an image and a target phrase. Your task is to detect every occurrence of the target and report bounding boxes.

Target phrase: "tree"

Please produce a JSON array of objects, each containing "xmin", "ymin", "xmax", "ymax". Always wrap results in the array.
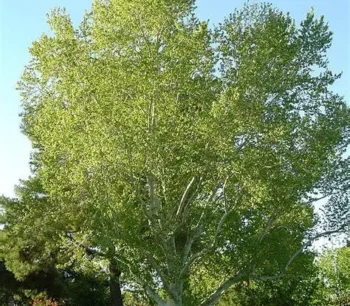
[
  {"xmin": 0, "ymin": 178, "xmax": 119, "ymax": 305},
  {"xmin": 0, "ymin": 258, "xmax": 110, "ymax": 306},
  {"xmin": 14, "ymin": 1, "xmax": 350, "ymax": 305},
  {"xmin": 316, "ymin": 245, "xmax": 350, "ymax": 306}
]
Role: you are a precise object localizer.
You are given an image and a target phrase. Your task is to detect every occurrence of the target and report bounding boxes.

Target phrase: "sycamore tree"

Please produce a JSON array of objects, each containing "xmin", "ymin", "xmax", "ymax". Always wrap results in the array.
[{"xmin": 11, "ymin": 0, "xmax": 350, "ymax": 305}]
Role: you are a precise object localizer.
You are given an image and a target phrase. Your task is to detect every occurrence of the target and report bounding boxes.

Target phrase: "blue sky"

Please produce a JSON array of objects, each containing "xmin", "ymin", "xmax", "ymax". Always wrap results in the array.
[{"xmin": 0, "ymin": 0, "xmax": 349, "ymax": 197}]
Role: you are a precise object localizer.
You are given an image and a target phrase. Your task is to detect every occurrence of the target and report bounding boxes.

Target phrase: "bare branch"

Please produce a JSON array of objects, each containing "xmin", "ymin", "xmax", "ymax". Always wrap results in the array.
[
  {"xmin": 199, "ymin": 272, "xmax": 246, "ymax": 306},
  {"xmin": 181, "ymin": 203, "xmax": 238, "ymax": 276},
  {"xmin": 302, "ymin": 194, "xmax": 330, "ymax": 206},
  {"xmin": 179, "ymin": 186, "xmax": 242, "ymax": 277},
  {"xmin": 207, "ymin": 183, "xmax": 220, "ymax": 203},
  {"xmin": 222, "ymin": 176, "xmax": 229, "ymax": 211},
  {"xmin": 176, "ymin": 176, "xmax": 195, "ymax": 216},
  {"xmin": 144, "ymin": 285, "xmax": 166, "ymax": 306},
  {"xmin": 308, "ymin": 223, "xmax": 349, "ymax": 242},
  {"xmin": 180, "ymin": 213, "xmax": 205, "ymax": 277}
]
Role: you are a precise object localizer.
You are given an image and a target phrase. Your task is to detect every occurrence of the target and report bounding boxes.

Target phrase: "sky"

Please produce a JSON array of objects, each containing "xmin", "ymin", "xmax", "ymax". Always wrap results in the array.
[{"xmin": 0, "ymin": 0, "xmax": 349, "ymax": 198}]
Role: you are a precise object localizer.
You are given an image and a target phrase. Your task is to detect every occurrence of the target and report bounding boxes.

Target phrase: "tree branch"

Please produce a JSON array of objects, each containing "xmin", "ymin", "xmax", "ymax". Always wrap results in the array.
[
  {"xmin": 250, "ymin": 223, "xmax": 350, "ymax": 282},
  {"xmin": 65, "ymin": 232, "xmax": 105, "ymax": 257},
  {"xmin": 198, "ymin": 219, "xmax": 349, "ymax": 305},
  {"xmin": 199, "ymin": 272, "xmax": 246, "ymax": 306},
  {"xmin": 146, "ymin": 254, "xmax": 171, "ymax": 294},
  {"xmin": 114, "ymin": 255, "xmax": 166, "ymax": 306},
  {"xmin": 302, "ymin": 194, "xmax": 330, "ymax": 206},
  {"xmin": 180, "ymin": 213, "xmax": 205, "ymax": 277},
  {"xmin": 180, "ymin": 199, "xmax": 239, "ymax": 277},
  {"xmin": 257, "ymin": 214, "xmax": 280, "ymax": 244},
  {"xmin": 144, "ymin": 285, "xmax": 166, "ymax": 306},
  {"xmin": 176, "ymin": 176, "xmax": 195, "ymax": 216}
]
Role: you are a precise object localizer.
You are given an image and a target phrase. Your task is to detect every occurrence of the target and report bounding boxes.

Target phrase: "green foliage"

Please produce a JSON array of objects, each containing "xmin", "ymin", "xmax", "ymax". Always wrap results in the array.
[
  {"xmin": 217, "ymin": 253, "xmax": 321, "ymax": 306},
  {"xmin": 0, "ymin": 259, "xmax": 109, "ymax": 306},
  {"xmin": 3, "ymin": 1, "xmax": 349, "ymax": 305},
  {"xmin": 316, "ymin": 246, "xmax": 350, "ymax": 306},
  {"xmin": 0, "ymin": 178, "xmax": 112, "ymax": 305},
  {"xmin": 0, "ymin": 179, "xmax": 70, "ymax": 280}
]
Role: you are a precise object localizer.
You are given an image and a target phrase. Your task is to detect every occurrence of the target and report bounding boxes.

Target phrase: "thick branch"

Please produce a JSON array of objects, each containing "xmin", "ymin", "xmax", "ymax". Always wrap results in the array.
[
  {"xmin": 145, "ymin": 285, "xmax": 166, "ymax": 306},
  {"xmin": 199, "ymin": 272, "xmax": 246, "ymax": 306},
  {"xmin": 180, "ymin": 205, "xmax": 236, "ymax": 278},
  {"xmin": 180, "ymin": 214, "xmax": 205, "ymax": 278}
]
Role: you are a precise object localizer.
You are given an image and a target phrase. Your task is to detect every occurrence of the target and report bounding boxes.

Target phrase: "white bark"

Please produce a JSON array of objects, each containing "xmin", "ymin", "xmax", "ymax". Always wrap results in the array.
[
  {"xmin": 199, "ymin": 273, "xmax": 246, "ymax": 306},
  {"xmin": 176, "ymin": 176, "xmax": 195, "ymax": 216}
]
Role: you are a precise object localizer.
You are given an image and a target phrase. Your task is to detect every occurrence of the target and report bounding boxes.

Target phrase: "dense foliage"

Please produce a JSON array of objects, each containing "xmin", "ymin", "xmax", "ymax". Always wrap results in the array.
[
  {"xmin": 1, "ymin": 1, "xmax": 349, "ymax": 305},
  {"xmin": 0, "ymin": 259, "xmax": 109, "ymax": 306}
]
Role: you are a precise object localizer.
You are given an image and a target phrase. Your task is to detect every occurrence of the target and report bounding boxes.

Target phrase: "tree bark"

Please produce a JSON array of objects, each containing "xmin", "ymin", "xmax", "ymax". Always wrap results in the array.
[
  {"xmin": 109, "ymin": 260, "xmax": 123, "ymax": 306},
  {"xmin": 165, "ymin": 283, "xmax": 182, "ymax": 306}
]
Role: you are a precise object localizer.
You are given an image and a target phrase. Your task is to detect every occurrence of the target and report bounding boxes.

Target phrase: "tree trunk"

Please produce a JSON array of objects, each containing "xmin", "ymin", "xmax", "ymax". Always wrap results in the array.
[{"xmin": 109, "ymin": 260, "xmax": 123, "ymax": 306}]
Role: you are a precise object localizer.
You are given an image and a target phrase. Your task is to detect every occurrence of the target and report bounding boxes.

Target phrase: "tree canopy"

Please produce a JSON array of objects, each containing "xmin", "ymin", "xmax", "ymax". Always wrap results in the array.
[{"xmin": 1, "ymin": 1, "xmax": 349, "ymax": 305}]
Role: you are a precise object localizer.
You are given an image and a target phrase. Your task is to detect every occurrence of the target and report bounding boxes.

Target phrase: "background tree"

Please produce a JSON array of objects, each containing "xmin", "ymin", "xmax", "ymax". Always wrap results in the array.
[
  {"xmin": 0, "ymin": 258, "xmax": 110, "ymax": 306},
  {"xmin": 316, "ymin": 245, "xmax": 350, "ymax": 306},
  {"xmin": 9, "ymin": 0, "xmax": 350, "ymax": 305},
  {"xmin": 0, "ymin": 179, "xmax": 115, "ymax": 305}
]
